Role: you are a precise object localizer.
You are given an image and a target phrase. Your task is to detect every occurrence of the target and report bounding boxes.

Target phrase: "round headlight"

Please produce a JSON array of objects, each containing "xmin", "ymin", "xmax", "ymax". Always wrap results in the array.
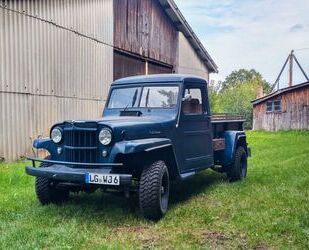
[
  {"xmin": 99, "ymin": 128, "xmax": 112, "ymax": 145},
  {"xmin": 51, "ymin": 128, "xmax": 63, "ymax": 144}
]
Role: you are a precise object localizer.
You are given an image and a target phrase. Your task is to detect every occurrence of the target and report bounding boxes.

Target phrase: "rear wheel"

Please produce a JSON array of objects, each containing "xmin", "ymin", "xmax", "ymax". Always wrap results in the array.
[
  {"xmin": 35, "ymin": 157, "xmax": 69, "ymax": 205},
  {"xmin": 227, "ymin": 146, "xmax": 247, "ymax": 181},
  {"xmin": 139, "ymin": 160, "xmax": 170, "ymax": 221}
]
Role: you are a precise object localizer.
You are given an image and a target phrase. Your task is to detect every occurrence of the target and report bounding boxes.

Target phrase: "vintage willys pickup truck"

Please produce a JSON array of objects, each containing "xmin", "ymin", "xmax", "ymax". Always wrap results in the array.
[{"xmin": 26, "ymin": 74, "xmax": 250, "ymax": 220}]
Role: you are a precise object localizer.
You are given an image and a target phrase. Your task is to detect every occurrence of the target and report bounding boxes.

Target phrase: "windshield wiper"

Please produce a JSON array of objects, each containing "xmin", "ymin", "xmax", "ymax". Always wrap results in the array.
[
  {"xmin": 120, "ymin": 89, "xmax": 143, "ymax": 116},
  {"xmin": 123, "ymin": 103, "xmax": 129, "ymax": 112},
  {"xmin": 132, "ymin": 89, "xmax": 138, "ymax": 107},
  {"xmin": 145, "ymin": 88, "xmax": 150, "ymax": 107}
]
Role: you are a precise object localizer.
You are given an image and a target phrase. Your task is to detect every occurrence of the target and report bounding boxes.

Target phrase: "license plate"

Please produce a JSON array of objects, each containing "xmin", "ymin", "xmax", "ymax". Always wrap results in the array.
[{"xmin": 85, "ymin": 173, "xmax": 120, "ymax": 186}]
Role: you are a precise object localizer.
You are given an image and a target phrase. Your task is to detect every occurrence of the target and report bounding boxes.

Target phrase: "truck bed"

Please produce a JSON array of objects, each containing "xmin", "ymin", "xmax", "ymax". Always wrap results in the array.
[{"xmin": 211, "ymin": 113, "xmax": 245, "ymax": 142}]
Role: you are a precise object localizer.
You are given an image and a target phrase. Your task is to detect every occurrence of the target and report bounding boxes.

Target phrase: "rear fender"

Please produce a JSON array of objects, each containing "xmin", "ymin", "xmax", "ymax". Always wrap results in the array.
[{"xmin": 221, "ymin": 131, "xmax": 248, "ymax": 166}]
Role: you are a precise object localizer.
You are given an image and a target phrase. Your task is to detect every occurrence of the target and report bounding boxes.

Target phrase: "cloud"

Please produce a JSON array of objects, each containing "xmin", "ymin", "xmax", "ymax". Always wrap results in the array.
[
  {"xmin": 174, "ymin": 0, "xmax": 309, "ymax": 86},
  {"xmin": 289, "ymin": 24, "xmax": 304, "ymax": 32}
]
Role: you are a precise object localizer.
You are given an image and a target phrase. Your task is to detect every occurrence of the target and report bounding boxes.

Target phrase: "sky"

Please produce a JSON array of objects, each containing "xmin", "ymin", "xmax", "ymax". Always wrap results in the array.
[{"xmin": 174, "ymin": 0, "xmax": 309, "ymax": 88}]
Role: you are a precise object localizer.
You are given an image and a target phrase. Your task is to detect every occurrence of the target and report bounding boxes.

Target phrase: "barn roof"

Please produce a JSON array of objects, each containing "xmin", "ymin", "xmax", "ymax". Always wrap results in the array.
[
  {"xmin": 158, "ymin": 0, "xmax": 218, "ymax": 73},
  {"xmin": 252, "ymin": 81, "xmax": 309, "ymax": 105}
]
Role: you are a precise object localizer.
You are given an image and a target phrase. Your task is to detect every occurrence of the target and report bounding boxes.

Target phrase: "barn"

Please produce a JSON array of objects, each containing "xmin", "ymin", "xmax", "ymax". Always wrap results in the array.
[
  {"xmin": 0, "ymin": 0, "xmax": 217, "ymax": 160},
  {"xmin": 252, "ymin": 81, "xmax": 309, "ymax": 131}
]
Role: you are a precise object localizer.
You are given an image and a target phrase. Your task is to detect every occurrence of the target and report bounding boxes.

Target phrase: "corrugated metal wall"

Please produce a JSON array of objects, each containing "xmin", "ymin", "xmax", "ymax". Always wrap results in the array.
[
  {"xmin": 0, "ymin": 0, "xmax": 113, "ymax": 160},
  {"xmin": 177, "ymin": 32, "xmax": 209, "ymax": 81}
]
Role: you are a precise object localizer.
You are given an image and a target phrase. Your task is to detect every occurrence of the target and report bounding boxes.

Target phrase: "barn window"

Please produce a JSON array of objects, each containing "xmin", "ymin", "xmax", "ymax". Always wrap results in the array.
[
  {"xmin": 273, "ymin": 100, "xmax": 281, "ymax": 112},
  {"xmin": 265, "ymin": 99, "xmax": 282, "ymax": 113},
  {"xmin": 266, "ymin": 101, "xmax": 273, "ymax": 112}
]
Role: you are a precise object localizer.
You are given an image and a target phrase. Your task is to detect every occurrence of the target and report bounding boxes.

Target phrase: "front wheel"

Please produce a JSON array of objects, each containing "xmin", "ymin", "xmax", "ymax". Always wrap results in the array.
[
  {"xmin": 139, "ymin": 160, "xmax": 170, "ymax": 221},
  {"xmin": 227, "ymin": 146, "xmax": 247, "ymax": 181},
  {"xmin": 35, "ymin": 157, "xmax": 69, "ymax": 205}
]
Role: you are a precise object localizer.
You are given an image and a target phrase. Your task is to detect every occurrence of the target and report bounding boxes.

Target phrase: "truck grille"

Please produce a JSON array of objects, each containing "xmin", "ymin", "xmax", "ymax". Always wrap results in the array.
[
  {"xmin": 63, "ymin": 127, "xmax": 98, "ymax": 164},
  {"xmin": 65, "ymin": 130, "xmax": 96, "ymax": 147}
]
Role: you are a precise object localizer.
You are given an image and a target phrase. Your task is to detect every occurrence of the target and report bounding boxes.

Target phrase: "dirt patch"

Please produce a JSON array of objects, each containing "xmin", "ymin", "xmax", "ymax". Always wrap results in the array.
[
  {"xmin": 112, "ymin": 225, "xmax": 150, "ymax": 234},
  {"xmin": 200, "ymin": 230, "xmax": 230, "ymax": 246},
  {"xmin": 112, "ymin": 225, "xmax": 162, "ymax": 248},
  {"xmin": 197, "ymin": 230, "xmax": 249, "ymax": 249},
  {"xmin": 254, "ymin": 242, "xmax": 269, "ymax": 250}
]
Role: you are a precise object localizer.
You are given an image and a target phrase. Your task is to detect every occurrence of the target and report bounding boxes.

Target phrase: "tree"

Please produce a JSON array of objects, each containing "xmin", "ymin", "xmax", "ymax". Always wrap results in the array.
[
  {"xmin": 218, "ymin": 78, "xmax": 260, "ymax": 129},
  {"xmin": 221, "ymin": 69, "xmax": 271, "ymax": 94},
  {"xmin": 208, "ymin": 80, "xmax": 222, "ymax": 113},
  {"xmin": 211, "ymin": 69, "xmax": 270, "ymax": 129}
]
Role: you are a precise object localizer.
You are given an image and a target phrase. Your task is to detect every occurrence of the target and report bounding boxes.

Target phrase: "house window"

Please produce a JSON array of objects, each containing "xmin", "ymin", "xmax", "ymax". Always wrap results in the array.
[
  {"xmin": 266, "ymin": 101, "xmax": 273, "ymax": 112},
  {"xmin": 273, "ymin": 100, "xmax": 281, "ymax": 112},
  {"xmin": 265, "ymin": 99, "xmax": 281, "ymax": 113}
]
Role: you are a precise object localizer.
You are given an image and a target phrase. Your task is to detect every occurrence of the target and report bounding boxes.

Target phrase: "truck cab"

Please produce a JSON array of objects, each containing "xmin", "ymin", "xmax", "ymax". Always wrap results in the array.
[{"xmin": 26, "ymin": 74, "xmax": 250, "ymax": 220}]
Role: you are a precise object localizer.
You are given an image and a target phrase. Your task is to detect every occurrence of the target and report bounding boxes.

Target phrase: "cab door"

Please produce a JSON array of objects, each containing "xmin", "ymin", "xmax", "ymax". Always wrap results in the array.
[{"xmin": 177, "ymin": 84, "xmax": 214, "ymax": 172}]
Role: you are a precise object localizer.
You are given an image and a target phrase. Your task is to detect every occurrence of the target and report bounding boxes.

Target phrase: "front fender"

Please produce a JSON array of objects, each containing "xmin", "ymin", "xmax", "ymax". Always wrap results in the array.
[
  {"xmin": 221, "ymin": 131, "xmax": 247, "ymax": 166},
  {"xmin": 109, "ymin": 138, "xmax": 180, "ymax": 179},
  {"xmin": 110, "ymin": 138, "xmax": 172, "ymax": 157},
  {"xmin": 33, "ymin": 138, "xmax": 57, "ymax": 155}
]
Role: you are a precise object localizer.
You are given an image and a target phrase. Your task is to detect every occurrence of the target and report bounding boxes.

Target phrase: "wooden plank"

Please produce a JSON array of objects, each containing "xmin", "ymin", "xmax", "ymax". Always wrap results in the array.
[
  {"xmin": 113, "ymin": 0, "xmax": 177, "ymax": 67},
  {"xmin": 113, "ymin": 51, "xmax": 145, "ymax": 80},
  {"xmin": 213, "ymin": 138, "xmax": 225, "ymax": 151}
]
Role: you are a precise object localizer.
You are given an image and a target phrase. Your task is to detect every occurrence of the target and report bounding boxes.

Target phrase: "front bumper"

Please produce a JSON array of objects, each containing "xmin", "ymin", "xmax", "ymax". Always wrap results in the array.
[{"xmin": 25, "ymin": 157, "xmax": 132, "ymax": 186}]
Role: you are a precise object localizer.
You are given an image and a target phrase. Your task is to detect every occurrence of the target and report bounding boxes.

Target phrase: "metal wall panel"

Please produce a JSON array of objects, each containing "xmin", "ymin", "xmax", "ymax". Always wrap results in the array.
[
  {"xmin": 0, "ymin": 2, "xmax": 113, "ymax": 99},
  {"xmin": 0, "ymin": 0, "xmax": 113, "ymax": 160},
  {"xmin": 177, "ymin": 32, "xmax": 210, "ymax": 81},
  {"xmin": 0, "ymin": 92, "xmax": 104, "ymax": 160},
  {"xmin": 2, "ymin": 0, "xmax": 113, "ymax": 45}
]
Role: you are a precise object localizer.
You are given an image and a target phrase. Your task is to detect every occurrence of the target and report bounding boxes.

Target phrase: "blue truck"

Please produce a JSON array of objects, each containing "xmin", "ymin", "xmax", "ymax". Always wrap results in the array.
[{"xmin": 26, "ymin": 74, "xmax": 250, "ymax": 220}]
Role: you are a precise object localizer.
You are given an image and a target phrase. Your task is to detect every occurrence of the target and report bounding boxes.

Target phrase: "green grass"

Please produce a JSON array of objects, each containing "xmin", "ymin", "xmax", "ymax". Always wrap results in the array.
[{"xmin": 0, "ymin": 131, "xmax": 308, "ymax": 249}]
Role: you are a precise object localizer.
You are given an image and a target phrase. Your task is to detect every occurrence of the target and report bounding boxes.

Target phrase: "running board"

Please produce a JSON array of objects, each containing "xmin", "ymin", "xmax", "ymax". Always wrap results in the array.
[{"xmin": 180, "ymin": 171, "xmax": 196, "ymax": 180}]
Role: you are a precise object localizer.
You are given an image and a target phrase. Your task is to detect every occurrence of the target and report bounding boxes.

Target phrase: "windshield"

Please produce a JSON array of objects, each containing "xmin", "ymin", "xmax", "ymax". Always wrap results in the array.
[
  {"xmin": 108, "ymin": 85, "xmax": 179, "ymax": 109},
  {"xmin": 108, "ymin": 87, "xmax": 141, "ymax": 109}
]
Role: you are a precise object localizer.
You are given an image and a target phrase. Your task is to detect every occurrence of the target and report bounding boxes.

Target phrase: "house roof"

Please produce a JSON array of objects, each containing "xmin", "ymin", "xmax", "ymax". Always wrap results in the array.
[
  {"xmin": 252, "ymin": 81, "xmax": 309, "ymax": 105},
  {"xmin": 112, "ymin": 74, "xmax": 206, "ymax": 85},
  {"xmin": 158, "ymin": 0, "xmax": 218, "ymax": 73}
]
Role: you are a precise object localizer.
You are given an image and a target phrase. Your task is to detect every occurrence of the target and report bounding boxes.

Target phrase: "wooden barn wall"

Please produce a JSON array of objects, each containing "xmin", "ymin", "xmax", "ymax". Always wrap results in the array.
[
  {"xmin": 253, "ymin": 86, "xmax": 309, "ymax": 131},
  {"xmin": 148, "ymin": 62, "xmax": 173, "ymax": 75},
  {"xmin": 114, "ymin": 52, "xmax": 145, "ymax": 80},
  {"xmin": 113, "ymin": 51, "xmax": 173, "ymax": 80},
  {"xmin": 113, "ymin": 0, "xmax": 177, "ymax": 67}
]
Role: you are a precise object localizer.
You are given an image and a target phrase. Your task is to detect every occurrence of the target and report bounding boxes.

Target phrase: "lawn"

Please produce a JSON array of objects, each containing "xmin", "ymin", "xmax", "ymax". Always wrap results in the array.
[{"xmin": 0, "ymin": 131, "xmax": 308, "ymax": 249}]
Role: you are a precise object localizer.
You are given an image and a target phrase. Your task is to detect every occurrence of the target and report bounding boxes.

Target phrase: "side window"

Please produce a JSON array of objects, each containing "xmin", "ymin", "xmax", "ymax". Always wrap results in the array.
[{"xmin": 182, "ymin": 88, "xmax": 203, "ymax": 114}]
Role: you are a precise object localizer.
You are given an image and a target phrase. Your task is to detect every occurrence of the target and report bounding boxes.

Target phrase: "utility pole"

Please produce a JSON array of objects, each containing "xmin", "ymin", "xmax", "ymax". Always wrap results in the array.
[
  {"xmin": 272, "ymin": 50, "xmax": 308, "ymax": 92},
  {"xmin": 289, "ymin": 50, "xmax": 294, "ymax": 87}
]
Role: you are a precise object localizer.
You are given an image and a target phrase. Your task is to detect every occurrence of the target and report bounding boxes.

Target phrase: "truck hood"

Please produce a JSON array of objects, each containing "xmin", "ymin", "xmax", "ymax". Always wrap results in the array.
[{"xmin": 62, "ymin": 115, "xmax": 175, "ymax": 141}]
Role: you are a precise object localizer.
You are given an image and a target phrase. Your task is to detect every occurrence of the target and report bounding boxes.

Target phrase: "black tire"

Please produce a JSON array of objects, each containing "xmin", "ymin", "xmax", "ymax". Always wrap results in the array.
[
  {"xmin": 227, "ymin": 146, "xmax": 247, "ymax": 182},
  {"xmin": 139, "ymin": 160, "xmax": 170, "ymax": 221},
  {"xmin": 35, "ymin": 157, "xmax": 69, "ymax": 205}
]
